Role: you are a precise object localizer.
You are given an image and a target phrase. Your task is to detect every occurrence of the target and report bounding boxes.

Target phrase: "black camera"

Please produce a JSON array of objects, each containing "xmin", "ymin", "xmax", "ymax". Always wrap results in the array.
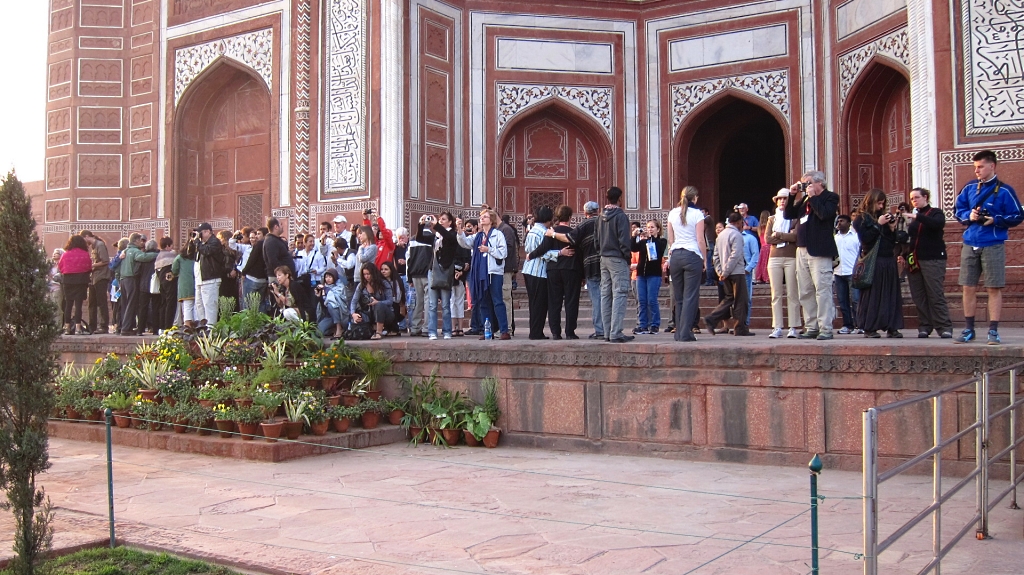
[
  {"xmin": 363, "ymin": 208, "xmax": 373, "ymax": 216},
  {"xmin": 233, "ymin": 232, "xmax": 243, "ymax": 241},
  {"xmin": 799, "ymin": 182, "xmax": 808, "ymax": 192},
  {"xmin": 979, "ymin": 208, "xmax": 992, "ymax": 218}
]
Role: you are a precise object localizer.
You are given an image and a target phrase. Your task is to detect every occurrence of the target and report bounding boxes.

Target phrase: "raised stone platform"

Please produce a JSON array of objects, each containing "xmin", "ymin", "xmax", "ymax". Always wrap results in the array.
[
  {"xmin": 49, "ymin": 420, "xmax": 406, "ymax": 462},
  {"xmin": 55, "ymin": 332, "xmax": 1024, "ymax": 473}
]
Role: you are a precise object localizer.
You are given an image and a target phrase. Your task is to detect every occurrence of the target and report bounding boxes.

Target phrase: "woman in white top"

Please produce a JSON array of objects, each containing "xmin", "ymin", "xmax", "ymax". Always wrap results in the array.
[{"xmin": 664, "ymin": 186, "xmax": 707, "ymax": 342}]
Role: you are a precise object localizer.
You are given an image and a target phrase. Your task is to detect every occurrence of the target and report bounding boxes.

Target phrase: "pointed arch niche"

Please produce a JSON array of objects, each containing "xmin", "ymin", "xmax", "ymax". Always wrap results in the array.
[
  {"xmin": 495, "ymin": 102, "xmax": 613, "ymax": 218},
  {"xmin": 174, "ymin": 59, "xmax": 277, "ymax": 238},
  {"xmin": 841, "ymin": 60, "xmax": 911, "ymax": 215},
  {"xmin": 673, "ymin": 91, "xmax": 790, "ymax": 221}
]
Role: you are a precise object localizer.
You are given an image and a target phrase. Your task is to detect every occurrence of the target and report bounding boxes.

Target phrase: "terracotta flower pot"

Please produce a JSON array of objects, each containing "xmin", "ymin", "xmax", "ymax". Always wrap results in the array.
[
  {"xmin": 426, "ymin": 427, "xmax": 437, "ymax": 443},
  {"xmin": 198, "ymin": 399, "xmax": 215, "ymax": 408},
  {"xmin": 268, "ymin": 383, "xmax": 283, "ymax": 393},
  {"xmin": 260, "ymin": 421, "xmax": 284, "ymax": 443},
  {"xmin": 112, "ymin": 410, "xmax": 132, "ymax": 428},
  {"xmin": 197, "ymin": 418, "xmax": 214, "ymax": 436},
  {"xmin": 364, "ymin": 390, "xmax": 382, "ymax": 401},
  {"xmin": 321, "ymin": 376, "xmax": 339, "ymax": 390},
  {"xmin": 172, "ymin": 420, "xmax": 188, "ymax": 434},
  {"xmin": 65, "ymin": 408, "xmax": 82, "ymax": 421},
  {"xmin": 92, "ymin": 390, "xmax": 107, "ymax": 399},
  {"xmin": 309, "ymin": 421, "xmax": 329, "ymax": 436},
  {"xmin": 214, "ymin": 419, "xmax": 234, "ymax": 439},
  {"xmin": 237, "ymin": 421, "xmax": 260, "ymax": 440},
  {"xmin": 483, "ymin": 429, "xmax": 501, "ymax": 448},
  {"xmin": 139, "ymin": 389, "xmax": 159, "ymax": 402},
  {"xmin": 163, "ymin": 397, "xmax": 176, "ymax": 407},
  {"xmin": 235, "ymin": 397, "xmax": 253, "ymax": 409},
  {"xmin": 388, "ymin": 409, "xmax": 404, "ymax": 426},
  {"xmin": 332, "ymin": 417, "xmax": 351, "ymax": 433},
  {"xmin": 340, "ymin": 393, "xmax": 360, "ymax": 407},
  {"xmin": 89, "ymin": 410, "xmax": 103, "ymax": 424},
  {"xmin": 409, "ymin": 426, "xmax": 423, "ymax": 441},
  {"xmin": 361, "ymin": 411, "xmax": 381, "ymax": 430},
  {"xmin": 441, "ymin": 428, "xmax": 460, "ymax": 446},
  {"xmin": 463, "ymin": 430, "xmax": 480, "ymax": 447},
  {"xmin": 283, "ymin": 420, "xmax": 303, "ymax": 440},
  {"xmin": 327, "ymin": 395, "xmax": 341, "ymax": 406}
]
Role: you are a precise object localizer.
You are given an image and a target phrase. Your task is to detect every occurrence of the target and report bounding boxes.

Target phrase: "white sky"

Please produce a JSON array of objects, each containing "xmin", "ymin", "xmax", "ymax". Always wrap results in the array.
[{"xmin": 0, "ymin": 3, "xmax": 48, "ymax": 182}]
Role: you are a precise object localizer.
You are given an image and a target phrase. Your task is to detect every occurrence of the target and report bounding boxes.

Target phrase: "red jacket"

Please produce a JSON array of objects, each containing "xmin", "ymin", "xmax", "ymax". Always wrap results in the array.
[
  {"xmin": 58, "ymin": 248, "xmax": 93, "ymax": 275},
  {"xmin": 363, "ymin": 216, "xmax": 395, "ymax": 268}
]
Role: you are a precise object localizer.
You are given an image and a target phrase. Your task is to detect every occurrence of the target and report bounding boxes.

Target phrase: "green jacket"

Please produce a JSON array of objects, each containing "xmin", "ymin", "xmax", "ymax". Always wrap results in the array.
[
  {"xmin": 117, "ymin": 244, "xmax": 156, "ymax": 279},
  {"xmin": 171, "ymin": 254, "xmax": 195, "ymax": 300}
]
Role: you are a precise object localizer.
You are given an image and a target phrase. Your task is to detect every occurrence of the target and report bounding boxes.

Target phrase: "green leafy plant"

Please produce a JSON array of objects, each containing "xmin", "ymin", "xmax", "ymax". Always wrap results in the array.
[
  {"xmin": 124, "ymin": 359, "xmax": 170, "ymax": 391},
  {"xmin": 283, "ymin": 395, "xmax": 310, "ymax": 424},
  {"xmin": 100, "ymin": 392, "xmax": 134, "ymax": 411},
  {"xmin": 277, "ymin": 321, "xmax": 323, "ymax": 363},
  {"xmin": 383, "ymin": 397, "xmax": 408, "ymax": 413},
  {"xmin": 232, "ymin": 405, "xmax": 267, "ymax": 426},
  {"xmin": 252, "ymin": 365, "xmax": 286, "ymax": 388},
  {"xmin": 197, "ymin": 383, "xmax": 233, "ymax": 403},
  {"xmin": 252, "ymin": 387, "xmax": 284, "ymax": 421},
  {"xmin": 55, "ymin": 364, "xmax": 91, "ymax": 412},
  {"xmin": 423, "ymin": 390, "xmax": 466, "ymax": 430},
  {"xmin": 464, "ymin": 406, "xmax": 493, "ymax": 441},
  {"xmin": 261, "ymin": 341, "xmax": 287, "ymax": 370},
  {"xmin": 212, "ymin": 403, "xmax": 232, "ymax": 421},
  {"xmin": 328, "ymin": 405, "xmax": 361, "ymax": 421},
  {"xmin": 353, "ymin": 348, "xmax": 392, "ymax": 392},
  {"xmin": 184, "ymin": 403, "xmax": 214, "ymax": 427},
  {"xmin": 358, "ymin": 399, "xmax": 388, "ymax": 416},
  {"xmin": 156, "ymin": 370, "xmax": 193, "ymax": 404},
  {"xmin": 194, "ymin": 333, "xmax": 229, "ymax": 363},
  {"xmin": 217, "ymin": 296, "xmax": 237, "ymax": 326},
  {"xmin": 481, "ymin": 376, "xmax": 501, "ymax": 423},
  {"xmin": 313, "ymin": 342, "xmax": 354, "ymax": 377}
]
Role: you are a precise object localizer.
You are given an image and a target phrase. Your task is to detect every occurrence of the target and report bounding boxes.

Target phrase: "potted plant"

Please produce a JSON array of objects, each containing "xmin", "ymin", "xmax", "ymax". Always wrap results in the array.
[
  {"xmin": 261, "ymin": 340, "xmax": 288, "ymax": 370},
  {"xmin": 221, "ymin": 338, "xmax": 260, "ymax": 369},
  {"xmin": 233, "ymin": 405, "xmax": 266, "ymax": 440},
  {"xmin": 188, "ymin": 403, "xmax": 215, "ymax": 436},
  {"xmin": 253, "ymin": 364, "xmax": 287, "ymax": 394},
  {"xmin": 156, "ymin": 369, "xmax": 193, "ymax": 406},
  {"xmin": 55, "ymin": 364, "xmax": 91, "ymax": 421},
  {"xmin": 124, "ymin": 359, "xmax": 170, "ymax": 402},
  {"xmin": 399, "ymin": 370, "xmax": 440, "ymax": 445},
  {"xmin": 383, "ymin": 397, "xmax": 408, "ymax": 426},
  {"xmin": 328, "ymin": 405, "xmax": 360, "ymax": 433},
  {"xmin": 194, "ymin": 333, "xmax": 229, "ymax": 364},
  {"xmin": 463, "ymin": 405, "xmax": 492, "ymax": 447},
  {"xmin": 212, "ymin": 403, "xmax": 234, "ymax": 438},
  {"xmin": 423, "ymin": 390, "xmax": 465, "ymax": 446},
  {"xmin": 277, "ymin": 320, "xmax": 323, "ymax": 366},
  {"xmin": 305, "ymin": 399, "xmax": 330, "ymax": 436},
  {"xmin": 196, "ymin": 383, "xmax": 232, "ymax": 408},
  {"xmin": 101, "ymin": 392, "xmax": 134, "ymax": 428},
  {"xmin": 480, "ymin": 377, "xmax": 502, "ymax": 448},
  {"xmin": 132, "ymin": 396, "xmax": 162, "ymax": 431},
  {"xmin": 358, "ymin": 399, "xmax": 386, "ymax": 430},
  {"xmin": 227, "ymin": 370, "xmax": 255, "ymax": 407},
  {"xmin": 315, "ymin": 342, "xmax": 353, "ymax": 389},
  {"xmin": 282, "ymin": 394, "xmax": 311, "ymax": 440},
  {"xmin": 74, "ymin": 395, "xmax": 104, "ymax": 423},
  {"xmin": 167, "ymin": 402, "xmax": 192, "ymax": 433},
  {"xmin": 353, "ymin": 348, "xmax": 392, "ymax": 401}
]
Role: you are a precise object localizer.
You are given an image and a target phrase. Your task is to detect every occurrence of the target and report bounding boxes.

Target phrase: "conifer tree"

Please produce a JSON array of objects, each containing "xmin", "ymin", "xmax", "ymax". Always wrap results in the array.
[{"xmin": 0, "ymin": 170, "xmax": 59, "ymax": 574}]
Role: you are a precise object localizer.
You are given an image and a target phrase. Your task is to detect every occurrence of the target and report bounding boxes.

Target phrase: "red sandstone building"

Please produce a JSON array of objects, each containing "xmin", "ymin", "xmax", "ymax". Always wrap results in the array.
[{"xmin": 38, "ymin": 0, "xmax": 1024, "ymax": 284}]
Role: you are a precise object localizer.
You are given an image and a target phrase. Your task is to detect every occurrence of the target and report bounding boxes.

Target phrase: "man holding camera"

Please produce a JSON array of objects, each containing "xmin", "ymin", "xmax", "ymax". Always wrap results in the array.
[
  {"xmin": 783, "ymin": 170, "xmax": 840, "ymax": 340},
  {"xmin": 954, "ymin": 150, "xmax": 1024, "ymax": 344},
  {"xmin": 185, "ymin": 222, "xmax": 224, "ymax": 326}
]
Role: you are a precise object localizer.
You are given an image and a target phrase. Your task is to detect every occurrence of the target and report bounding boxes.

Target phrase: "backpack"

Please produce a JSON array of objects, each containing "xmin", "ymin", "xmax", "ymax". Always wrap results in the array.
[
  {"xmin": 344, "ymin": 320, "xmax": 374, "ymax": 341},
  {"xmin": 108, "ymin": 251, "xmax": 123, "ymax": 271}
]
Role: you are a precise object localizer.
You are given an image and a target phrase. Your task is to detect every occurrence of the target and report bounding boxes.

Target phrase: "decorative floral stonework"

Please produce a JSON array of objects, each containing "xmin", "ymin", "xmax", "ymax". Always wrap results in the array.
[
  {"xmin": 962, "ymin": 0, "xmax": 1024, "ymax": 134},
  {"xmin": 838, "ymin": 27, "xmax": 909, "ymax": 105},
  {"xmin": 324, "ymin": 0, "xmax": 367, "ymax": 192},
  {"xmin": 497, "ymin": 84, "xmax": 613, "ymax": 138},
  {"xmin": 174, "ymin": 28, "xmax": 273, "ymax": 105},
  {"xmin": 671, "ymin": 70, "xmax": 789, "ymax": 135}
]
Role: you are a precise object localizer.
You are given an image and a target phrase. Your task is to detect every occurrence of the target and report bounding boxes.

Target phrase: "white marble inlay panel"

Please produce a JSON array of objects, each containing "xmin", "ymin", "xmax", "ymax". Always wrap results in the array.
[
  {"xmin": 671, "ymin": 69, "xmax": 790, "ymax": 135},
  {"xmin": 963, "ymin": 0, "xmax": 1024, "ymax": 134},
  {"xmin": 324, "ymin": 0, "xmax": 367, "ymax": 191},
  {"xmin": 496, "ymin": 39, "xmax": 613, "ymax": 74},
  {"xmin": 838, "ymin": 27, "xmax": 909, "ymax": 104},
  {"xmin": 497, "ymin": 84, "xmax": 613, "ymax": 137},
  {"xmin": 670, "ymin": 25, "xmax": 787, "ymax": 71},
  {"xmin": 174, "ymin": 28, "xmax": 273, "ymax": 104},
  {"xmin": 836, "ymin": 0, "xmax": 907, "ymax": 40}
]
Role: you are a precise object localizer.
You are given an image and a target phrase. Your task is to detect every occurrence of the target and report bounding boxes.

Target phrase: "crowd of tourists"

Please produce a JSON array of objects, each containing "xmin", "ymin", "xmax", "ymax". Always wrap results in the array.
[{"xmin": 48, "ymin": 150, "xmax": 1020, "ymax": 344}]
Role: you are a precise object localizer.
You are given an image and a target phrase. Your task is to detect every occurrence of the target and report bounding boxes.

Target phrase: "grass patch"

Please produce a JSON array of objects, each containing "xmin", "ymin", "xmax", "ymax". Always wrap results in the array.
[{"xmin": 1, "ymin": 547, "xmax": 243, "ymax": 575}]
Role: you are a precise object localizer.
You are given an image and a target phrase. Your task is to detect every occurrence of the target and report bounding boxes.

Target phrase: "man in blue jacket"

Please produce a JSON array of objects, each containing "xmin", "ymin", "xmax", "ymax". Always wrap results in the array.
[{"xmin": 954, "ymin": 150, "xmax": 1023, "ymax": 345}]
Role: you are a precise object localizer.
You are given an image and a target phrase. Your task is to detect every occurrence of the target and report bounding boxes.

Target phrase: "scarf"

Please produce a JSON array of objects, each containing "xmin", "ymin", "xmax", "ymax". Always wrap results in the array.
[{"xmin": 772, "ymin": 208, "xmax": 792, "ymax": 248}]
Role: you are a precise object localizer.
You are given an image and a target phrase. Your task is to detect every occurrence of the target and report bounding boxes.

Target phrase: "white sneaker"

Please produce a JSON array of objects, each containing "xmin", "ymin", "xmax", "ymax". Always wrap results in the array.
[
  {"xmin": 838, "ymin": 326, "xmax": 853, "ymax": 334},
  {"xmin": 854, "ymin": 328, "xmax": 865, "ymax": 335},
  {"xmin": 787, "ymin": 328, "xmax": 798, "ymax": 339},
  {"xmin": 768, "ymin": 328, "xmax": 783, "ymax": 339},
  {"xmin": 443, "ymin": 333, "xmax": 452, "ymax": 340},
  {"xmin": 428, "ymin": 333, "xmax": 437, "ymax": 340}
]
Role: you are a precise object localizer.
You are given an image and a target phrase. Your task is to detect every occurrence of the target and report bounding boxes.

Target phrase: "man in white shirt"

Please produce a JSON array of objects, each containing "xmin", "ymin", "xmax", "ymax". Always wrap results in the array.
[{"xmin": 833, "ymin": 214, "xmax": 862, "ymax": 334}]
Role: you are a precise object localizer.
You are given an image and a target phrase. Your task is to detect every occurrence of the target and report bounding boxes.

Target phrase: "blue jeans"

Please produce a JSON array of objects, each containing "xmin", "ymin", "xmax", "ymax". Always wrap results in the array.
[
  {"xmin": 704, "ymin": 242, "xmax": 716, "ymax": 285},
  {"xmin": 834, "ymin": 274, "xmax": 859, "ymax": 329},
  {"xmin": 586, "ymin": 277, "xmax": 603, "ymax": 336},
  {"xmin": 427, "ymin": 285, "xmax": 452, "ymax": 337},
  {"xmin": 600, "ymin": 257, "xmax": 630, "ymax": 339},
  {"xmin": 473, "ymin": 274, "xmax": 508, "ymax": 334},
  {"xmin": 242, "ymin": 276, "xmax": 268, "ymax": 311},
  {"xmin": 746, "ymin": 272, "xmax": 753, "ymax": 325},
  {"xmin": 636, "ymin": 275, "xmax": 662, "ymax": 329},
  {"xmin": 317, "ymin": 303, "xmax": 343, "ymax": 334}
]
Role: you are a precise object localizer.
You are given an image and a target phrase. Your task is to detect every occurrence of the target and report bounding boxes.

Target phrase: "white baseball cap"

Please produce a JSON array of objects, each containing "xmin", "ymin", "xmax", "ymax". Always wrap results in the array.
[{"xmin": 332, "ymin": 215, "xmax": 347, "ymax": 224}]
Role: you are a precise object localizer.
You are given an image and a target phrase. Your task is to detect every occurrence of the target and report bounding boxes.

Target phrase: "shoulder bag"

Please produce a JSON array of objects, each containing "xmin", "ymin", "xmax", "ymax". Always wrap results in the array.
[
  {"xmin": 430, "ymin": 257, "xmax": 454, "ymax": 290},
  {"xmin": 852, "ymin": 215, "xmax": 881, "ymax": 290}
]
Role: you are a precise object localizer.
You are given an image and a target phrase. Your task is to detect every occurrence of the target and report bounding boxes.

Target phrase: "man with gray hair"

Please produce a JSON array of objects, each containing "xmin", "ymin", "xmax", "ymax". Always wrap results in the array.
[
  {"xmin": 545, "ymin": 200, "xmax": 605, "ymax": 339},
  {"xmin": 784, "ymin": 170, "xmax": 840, "ymax": 340}
]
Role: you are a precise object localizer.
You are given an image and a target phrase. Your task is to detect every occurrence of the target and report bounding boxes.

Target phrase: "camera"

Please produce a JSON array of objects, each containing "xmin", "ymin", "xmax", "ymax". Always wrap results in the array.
[
  {"xmin": 979, "ymin": 208, "xmax": 992, "ymax": 219},
  {"xmin": 233, "ymin": 232, "xmax": 244, "ymax": 241},
  {"xmin": 363, "ymin": 208, "xmax": 373, "ymax": 216}
]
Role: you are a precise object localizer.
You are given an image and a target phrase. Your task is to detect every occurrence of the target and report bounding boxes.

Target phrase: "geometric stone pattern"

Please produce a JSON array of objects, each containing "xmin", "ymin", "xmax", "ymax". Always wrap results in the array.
[
  {"xmin": 324, "ymin": 0, "xmax": 367, "ymax": 191},
  {"xmin": 962, "ymin": 0, "xmax": 1024, "ymax": 134},
  {"xmin": 174, "ymin": 28, "xmax": 273, "ymax": 105},
  {"xmin": 838, "ymin": 27, "xmax": 909, "ymax": 105},
  {"xmin": 294, "ymin": 0, "xmax": 313, "ymax": 232},
  {"xmin": 671, "ymin": 69, "xmax": 789, "ymax": 136},
  {"xmin": 497, "ymin": 84, "xmax": 613, "ymax": 138}
]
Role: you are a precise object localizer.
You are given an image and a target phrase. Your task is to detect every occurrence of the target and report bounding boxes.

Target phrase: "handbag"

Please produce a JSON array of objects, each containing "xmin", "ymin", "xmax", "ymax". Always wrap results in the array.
[
  {"xmin": 149, "ymin": 272, "xmax": 161, "ymax": 294},
  {"xmin": 852, "ymin": 239, "xmax": 880, "ymax": 290},
  {"xmin": 345, "ymin": 320, "xmax": 374, "ymax": 341},
  {"xmin": 430, "ymin": 258, "xmax": 454, "ymax": 290}
]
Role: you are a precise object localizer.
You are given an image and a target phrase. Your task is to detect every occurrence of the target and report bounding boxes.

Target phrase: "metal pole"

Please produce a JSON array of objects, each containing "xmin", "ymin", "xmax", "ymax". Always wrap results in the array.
[
  {"xmin": 863, "ymin": 409, "xmax": 878, "ymax": 575},
  {"xmin": 976, "ymin": 375, "xmax": 989, "ymax": 539},
  {"xmin": 809, "ymin": 454, "xmax": 822, "ymax": 574},
  {"xmin": 1011, "ymin": 369, "xmax": 1019, "ymax": 510},
  {"xmin": 104, "ymin": 408, "xmax": 115, "ymax": 548},
  {"xmin": 932, "ymin": 395, "xmax": 942, "ymax": 575}
]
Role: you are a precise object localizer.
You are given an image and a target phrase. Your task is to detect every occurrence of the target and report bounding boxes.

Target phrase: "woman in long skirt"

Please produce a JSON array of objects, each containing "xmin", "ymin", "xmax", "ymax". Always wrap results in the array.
[{"xmin": 853, "ymin": 188, "xmax": 904, "ymax": 338}]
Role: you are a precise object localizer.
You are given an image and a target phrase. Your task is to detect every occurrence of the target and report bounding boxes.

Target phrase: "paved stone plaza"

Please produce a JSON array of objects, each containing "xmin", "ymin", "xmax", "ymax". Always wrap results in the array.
[{"xmin": 3, "ymin": 437, "xmax": 1021, "ymax": 574}]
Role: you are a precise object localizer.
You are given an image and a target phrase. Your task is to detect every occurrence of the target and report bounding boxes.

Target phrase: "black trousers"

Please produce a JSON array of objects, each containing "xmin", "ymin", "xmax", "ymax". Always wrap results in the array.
[
  {"xmin": 705, "ymin": 273, "xmax": 750, "ymax": 334},
  {"xmin": 524, "ymin": 274, "xmax": 548, "ymax": 339},
  {"xmin": 547, "ymin": 268, "xmax": 581, "ymax": 337},
  {"xmin": 119, "ymin": 276, "xmax": 139, "ymax": 334},
  {"xmin": 88, "ymin": 279, "xmax": 110, "ymax": 331},
  {"xmin": 159, "ymin": 289, "xmax": 177, "ymax": 331}
]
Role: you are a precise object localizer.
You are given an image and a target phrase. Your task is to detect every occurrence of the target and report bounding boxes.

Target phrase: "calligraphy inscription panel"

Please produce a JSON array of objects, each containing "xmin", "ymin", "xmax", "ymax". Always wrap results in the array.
[{"xmin": 965, "ymin": 0, "xmax": 1024, "ymax": 133}]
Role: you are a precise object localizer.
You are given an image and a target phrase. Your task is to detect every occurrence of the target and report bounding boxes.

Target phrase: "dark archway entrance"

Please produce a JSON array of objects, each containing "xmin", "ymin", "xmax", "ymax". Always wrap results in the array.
[
  {"xmin": 676, "ymin": 96, "xmax": 787, "ymax": 222},
  {"xmin": 175, "ymin": 60, "xmax": 272, "ymax": 238},
  {"xmin": 496, "ymin": 105, "xmax": 612, "ymax": 218},
  {"xmin": 842, "ymin": 62, "xmax": 911, "ymax": 214}
]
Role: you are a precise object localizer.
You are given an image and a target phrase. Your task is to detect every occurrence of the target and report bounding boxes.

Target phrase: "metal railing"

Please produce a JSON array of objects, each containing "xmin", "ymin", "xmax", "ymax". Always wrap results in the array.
[{"xmin": 862, "ymin": 361, "xmax": 1024, "ymax": 574}]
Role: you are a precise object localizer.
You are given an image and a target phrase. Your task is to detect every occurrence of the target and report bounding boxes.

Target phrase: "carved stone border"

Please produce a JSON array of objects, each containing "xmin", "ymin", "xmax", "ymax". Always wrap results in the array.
[
  {"xmin": 670, "ymin": 69, "xmax": 789, "ymax": 137},
  {"xmin": 174, "ymin": 28, "xmax": 274, "ymax": 105},
  {"xmin": 837, "ymin": 27, "xmax": 909, "ymax": 105},
  {"xmin": 496, "ymin": 84, "xmax": 613, "ymax": 139}
]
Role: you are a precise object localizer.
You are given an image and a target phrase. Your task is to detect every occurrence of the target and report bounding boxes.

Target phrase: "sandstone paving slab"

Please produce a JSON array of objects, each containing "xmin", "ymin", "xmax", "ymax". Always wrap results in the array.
[{"xmin": 24, "ymin": 438, "xmax": 1024, "ymax": 574}]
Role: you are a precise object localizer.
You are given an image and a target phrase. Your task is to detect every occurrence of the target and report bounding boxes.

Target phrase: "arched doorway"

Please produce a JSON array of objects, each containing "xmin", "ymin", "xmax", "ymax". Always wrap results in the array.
[
  {"xmin": 675, "ymin": 95, "xmax": 787, "ymax": 222},
  {"xmin": 842, "ymin": 62, "xmax": 911, "ymax": 214},
  {"xmin": 497, "ymin": 106, "xmax": 611, "ymax": 218},
  {"xmin": 175, "ymin": 60, "xmax": 272, "ymax": 237}
]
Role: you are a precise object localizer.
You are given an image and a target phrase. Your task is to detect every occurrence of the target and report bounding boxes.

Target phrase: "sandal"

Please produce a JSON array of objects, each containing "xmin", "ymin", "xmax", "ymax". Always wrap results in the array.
[
  {"xmin": 370, "ymin": 333, "xmax": 382, "ymax": 340},
  {"xmin": 453, "ymin": 329, "xmax": 464, "ymax": 337}
]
